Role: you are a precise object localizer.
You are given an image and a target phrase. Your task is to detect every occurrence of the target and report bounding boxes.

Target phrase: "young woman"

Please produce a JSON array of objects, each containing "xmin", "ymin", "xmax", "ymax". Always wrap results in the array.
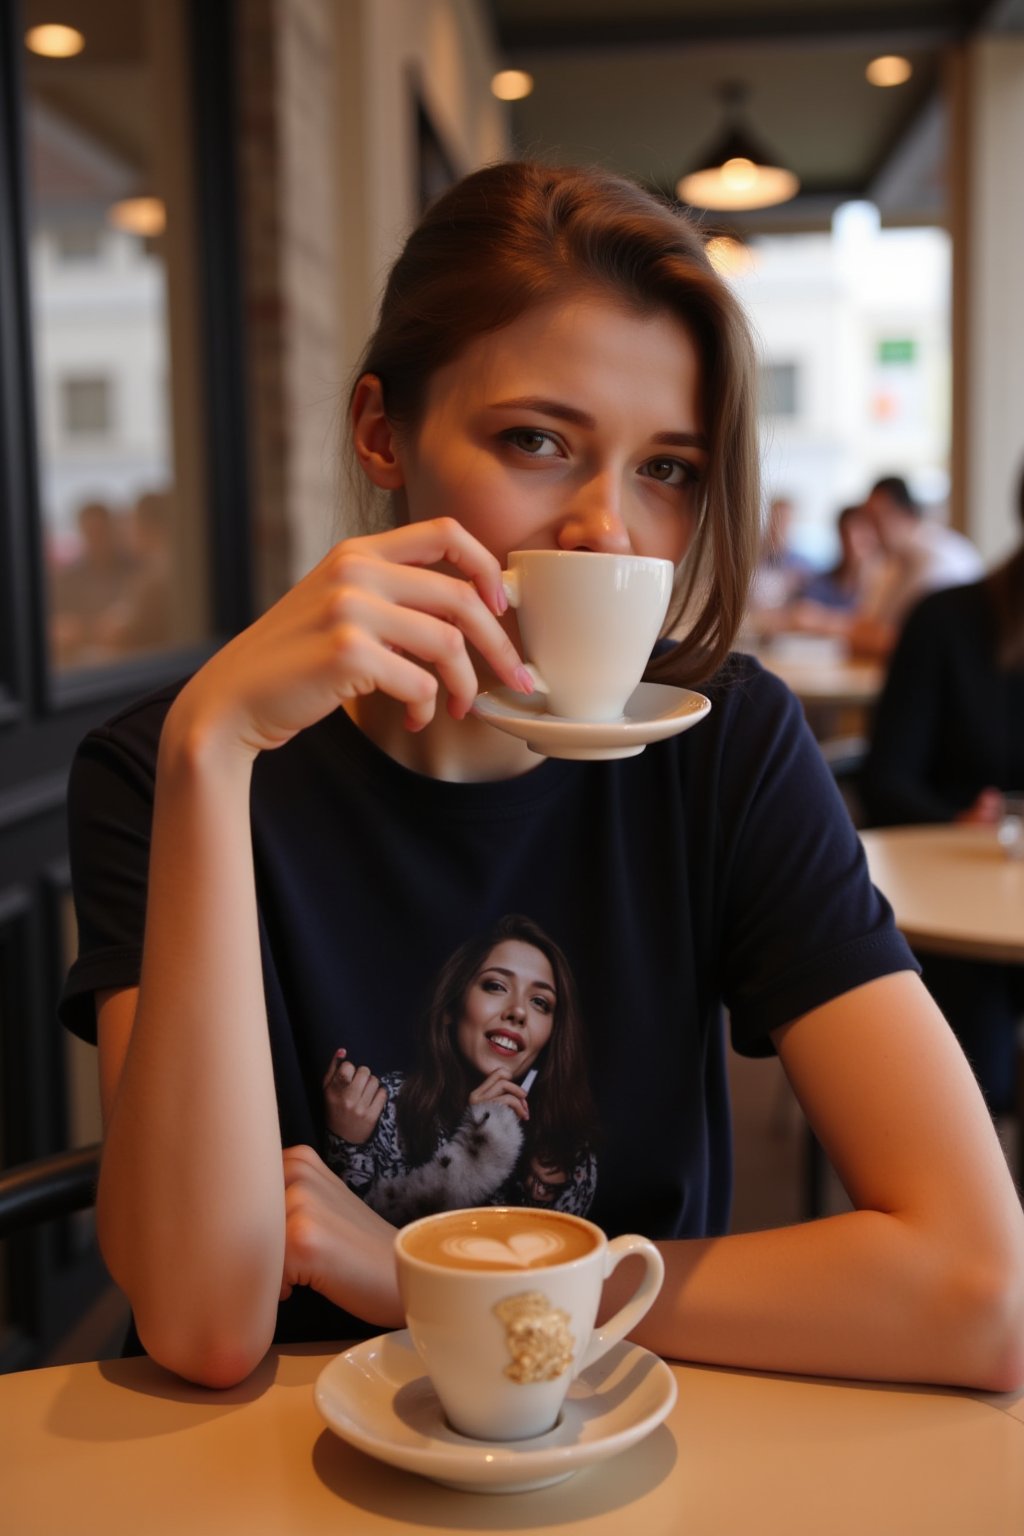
[
  {"xmin": 323, "ymin": 913, "xmax": 597, "ymax": 1222},
  {"xmin": 60, "ymin": 161, "xmax": 1024, "ymax": 1391}
]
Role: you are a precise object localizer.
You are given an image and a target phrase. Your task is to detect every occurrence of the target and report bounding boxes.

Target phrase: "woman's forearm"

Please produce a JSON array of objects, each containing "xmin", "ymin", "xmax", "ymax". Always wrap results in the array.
[
  {"xmin": 97, "ymin": 708, "xmax": 285, "ymax": 1387},
  {"xmin": 622, "ymin": 1211, "xmax": 1024, "ymax": 1391}
]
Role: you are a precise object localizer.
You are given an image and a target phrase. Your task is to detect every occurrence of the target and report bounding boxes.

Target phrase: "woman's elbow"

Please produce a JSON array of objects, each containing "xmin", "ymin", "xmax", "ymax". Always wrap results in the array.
[
  {"xmin": 943, "ymin": 1249, "xmax": 1024, "ymax": 1393},
  {"xmin": 135, "ymin": 1309, "xmax": 276, "ymax": 1390}
]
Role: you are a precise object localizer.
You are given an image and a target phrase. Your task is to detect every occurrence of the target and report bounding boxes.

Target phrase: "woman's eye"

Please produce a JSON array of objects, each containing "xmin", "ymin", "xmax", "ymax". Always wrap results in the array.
[
  {"xmin": 531, "ymin": 994, "xmax": 553, "ymax": 1014},
  {"xmin": 480, "ymin": 977, "xmax": 506, "ymax": 995},
  {"xmin": 502, "ymin": 428, "xmax": 559, "ymax": 457},
  {"xmin": 642, "ymin": 457, "xmax": 697, "ymax": 487}
]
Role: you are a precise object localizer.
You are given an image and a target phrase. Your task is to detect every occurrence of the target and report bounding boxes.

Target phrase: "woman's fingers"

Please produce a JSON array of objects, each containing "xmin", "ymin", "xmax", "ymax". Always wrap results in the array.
[
  {"xmin": 358, "ymin": 517, "xmax": 508, "ymax": 617},
  {"xmin": 328, "ymin": 555, "xmax": 529, "ymax": 717}
]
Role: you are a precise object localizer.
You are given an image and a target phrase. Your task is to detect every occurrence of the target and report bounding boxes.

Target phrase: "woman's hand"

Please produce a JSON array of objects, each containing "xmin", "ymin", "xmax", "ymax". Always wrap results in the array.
[
  {"xmin": 955, "ymin": 787, "xmax": 1005, "ymax": 825},
  {"xmin": 323, "ymin": 1050, "xmax": 387, "ymax": 1144},
  {"xmin": 468, "ymin": 1067, "xmax": 531, "ymax": 1121},
  {"xmin": 166, "ymin": 518, "xmax": 531, "ymax": 762},
  {"xmin": 281, "ymin": 1145, "xmax": 403, "ymax": 1327}
]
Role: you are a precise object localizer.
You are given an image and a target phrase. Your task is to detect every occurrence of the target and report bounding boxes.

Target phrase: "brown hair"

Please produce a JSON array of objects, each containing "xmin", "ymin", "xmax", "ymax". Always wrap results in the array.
[
  {"xmin": 396, "ymin": 914, "xmax": 597, "ymax": 1175},
  {"xmin": 986, "ymin": 462, "xmax": 1024, "ymax": 670},
  {"xmin": 349, "ymin": 160, "xmax": 761, "ymax": 685}
]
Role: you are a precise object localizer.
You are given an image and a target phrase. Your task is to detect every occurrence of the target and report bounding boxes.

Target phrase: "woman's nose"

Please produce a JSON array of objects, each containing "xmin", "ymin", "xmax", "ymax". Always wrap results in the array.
[{"xmin": 556, "ymin": 476, "xmax": 632, "ymax": 554}]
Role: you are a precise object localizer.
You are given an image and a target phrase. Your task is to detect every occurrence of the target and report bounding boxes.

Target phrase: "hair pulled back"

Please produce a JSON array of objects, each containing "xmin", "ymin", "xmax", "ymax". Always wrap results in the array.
[{"xmin": 352, "ymin": 160, "xmax": 762, "ymax": 683}]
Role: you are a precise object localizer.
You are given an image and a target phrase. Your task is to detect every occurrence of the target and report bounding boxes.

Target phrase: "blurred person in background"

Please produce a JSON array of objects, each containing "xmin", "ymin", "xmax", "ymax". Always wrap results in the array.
[
  {"xmin": 847, "ymin": 476, "xmax": 984, "ymax": 659},
  {"xmin": 50, "ymin": 498, "xmax": 138, "ymax": 667},
  {"xmin": 746, "ymin": 493, "xmax": 817, "ymax": 632},
  {"xmin": 862, "ymin": 464, "xmax": 1024, "ymax": 1114},
  {"xmin": 92, "ymin": 489, "xmax": 173, "ymax": 655}
]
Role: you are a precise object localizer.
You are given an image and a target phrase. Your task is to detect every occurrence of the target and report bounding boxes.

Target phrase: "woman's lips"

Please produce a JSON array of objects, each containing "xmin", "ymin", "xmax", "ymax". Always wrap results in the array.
[{"xmin": 486, "ymin": 1029, "xmax": 524, "ymax": 1057}]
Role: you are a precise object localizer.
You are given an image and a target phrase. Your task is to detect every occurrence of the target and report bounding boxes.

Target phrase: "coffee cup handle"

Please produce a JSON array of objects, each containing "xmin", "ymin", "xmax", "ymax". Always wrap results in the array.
[
  {"xmin": 499, "ymin": 569, "xmax": 549, "ymax": 696},
  {"xmin": 576, "ymin": 1234, "xmax": 665, "ymax": 1375}
]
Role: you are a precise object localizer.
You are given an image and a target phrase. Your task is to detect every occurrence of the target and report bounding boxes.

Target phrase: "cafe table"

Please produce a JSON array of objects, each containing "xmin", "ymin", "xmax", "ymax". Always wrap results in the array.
[
  {"xmin": 748, "ymin": 634, "xmax": 885, "ymax": 742},
  {"xmin": 860, "ymin": 823, "xmax": 1024, "ymax": 964},
  {"xmin": 3, "ymin": 1341, "xmax": 1023, "ymax": 1535}
]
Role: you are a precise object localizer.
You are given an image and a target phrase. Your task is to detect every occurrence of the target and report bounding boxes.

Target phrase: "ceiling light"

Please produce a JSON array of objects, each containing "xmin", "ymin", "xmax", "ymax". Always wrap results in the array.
[
  {"xmin": 866, "ymin": 55, "xmax": 912, "ymax": 88},
  {"xmin": 25, "ymin": 23, "xmax": 85, "ymax": 58},
  {"xmin": 108, "ymin": 197, "xmax": 166, "ymax": 237},
  {"xmin": 491, "ymin": 69, "xmax": 533, "ymax": 102},
  {"xmin": 677, "ymin": 83, "xmax": 799, "ymax": 212}
]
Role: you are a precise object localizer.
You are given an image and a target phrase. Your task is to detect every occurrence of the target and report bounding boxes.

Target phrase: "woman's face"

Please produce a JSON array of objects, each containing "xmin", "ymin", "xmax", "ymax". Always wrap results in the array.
[
  {"xmin": 456, "ymin": 939, "xmax": 557, "ymax": 1080},
  {"xmin": 393, "ymin": 291, "xmax": 708, "ymax": 573}
]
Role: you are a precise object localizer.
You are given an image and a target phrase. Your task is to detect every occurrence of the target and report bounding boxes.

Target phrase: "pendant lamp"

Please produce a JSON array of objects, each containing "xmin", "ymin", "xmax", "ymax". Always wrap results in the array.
[{"xmin": 677, "ymin": 82, "xmax": 799, "ymax": 212}]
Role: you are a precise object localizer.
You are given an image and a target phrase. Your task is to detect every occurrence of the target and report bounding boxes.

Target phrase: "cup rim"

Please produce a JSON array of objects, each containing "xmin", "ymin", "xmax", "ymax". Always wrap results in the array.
[
  {"xmin": 394, "ymin": 1204, "xmax": 606, "ymax": 1274},
  {"xmin": 506, "ymin": 549, "xmax": 673, "ymax": 571}
]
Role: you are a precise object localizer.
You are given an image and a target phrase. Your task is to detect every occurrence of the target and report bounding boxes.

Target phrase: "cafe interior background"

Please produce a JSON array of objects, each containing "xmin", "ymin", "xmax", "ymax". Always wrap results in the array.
[{"xmin": 1, "ymin": 0, "xmax": 1022, "ymax": 1373}]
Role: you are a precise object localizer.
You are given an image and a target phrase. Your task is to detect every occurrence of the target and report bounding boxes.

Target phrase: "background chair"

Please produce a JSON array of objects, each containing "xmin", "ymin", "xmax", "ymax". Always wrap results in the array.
[{"xmin": 0, "ymin": 1144, "xmax": 101, "ymax": 1240}]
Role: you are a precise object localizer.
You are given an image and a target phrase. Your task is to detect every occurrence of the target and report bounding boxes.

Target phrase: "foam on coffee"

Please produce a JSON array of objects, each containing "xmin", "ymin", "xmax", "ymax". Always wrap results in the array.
[{"xmin": 401, "ymin": 1208, "xmax": 597, "ymax": 1271}]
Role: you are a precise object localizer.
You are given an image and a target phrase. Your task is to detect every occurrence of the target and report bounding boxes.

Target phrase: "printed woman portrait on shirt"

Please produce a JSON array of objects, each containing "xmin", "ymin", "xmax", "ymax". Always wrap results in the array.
[{"xmin": 322, "ymin": 913, "xmax": 598, "ymax": 1222}]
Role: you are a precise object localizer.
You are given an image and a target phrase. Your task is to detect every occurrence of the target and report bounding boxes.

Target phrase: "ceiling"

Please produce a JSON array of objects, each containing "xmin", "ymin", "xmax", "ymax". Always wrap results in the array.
[{"xmin": 486, "ymin": 0, "xmax": 1024, "ymax": 231}]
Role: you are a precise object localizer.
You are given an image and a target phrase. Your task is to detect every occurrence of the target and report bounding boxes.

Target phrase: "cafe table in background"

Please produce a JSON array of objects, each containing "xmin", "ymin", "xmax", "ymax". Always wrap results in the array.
[
  {"xmin": 746, "ymin": 632, "xmax": 885, "ymax": 742},
  {"xmin": 3, "ymin": 1342, "xmax": 1023, "ymax": 1534},
  {"xmin": 860, "ymin": 822, "xmax": 1024, "ymax": 965}
]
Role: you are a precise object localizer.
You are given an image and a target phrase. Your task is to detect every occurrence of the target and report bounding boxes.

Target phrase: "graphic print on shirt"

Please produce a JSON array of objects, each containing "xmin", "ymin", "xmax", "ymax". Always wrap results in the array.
[{"xmin": 322, "ymin": 913, "xmax": 598, "ymax": 1223}]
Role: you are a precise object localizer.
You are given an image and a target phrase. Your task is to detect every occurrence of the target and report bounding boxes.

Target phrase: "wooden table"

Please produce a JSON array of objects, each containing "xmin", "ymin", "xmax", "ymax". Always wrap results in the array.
[
  {"xmin": 749, "ymin": 637, "xmax": 884, "ymax": 743},
  {"xmin": 860, "ymin": 824, "xmax": 1024, "ymax": 964},
  {"xmin": 3, "ymin": 1345, "xmax": 1023, "ymax": 1534}
]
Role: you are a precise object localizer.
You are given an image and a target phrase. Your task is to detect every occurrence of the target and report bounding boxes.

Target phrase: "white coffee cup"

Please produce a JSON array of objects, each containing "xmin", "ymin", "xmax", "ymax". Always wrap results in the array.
[
  {"xmin": 394, "ymin": 1205, "xmax": 665, "ymax": 1442},
  {"xmin": 501, "ymin": 550, "xmax": 674, "ymax": 721}
]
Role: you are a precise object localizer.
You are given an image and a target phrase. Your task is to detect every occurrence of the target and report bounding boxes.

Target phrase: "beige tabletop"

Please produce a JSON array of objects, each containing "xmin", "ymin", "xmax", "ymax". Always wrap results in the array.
[
  {"xmin": 3, "ymin": 1344, "xmax": 1023, "ymax": 1535},
  {"xmin": 861, "ymin": 824, "xmax": 1024, "ymax": 964},
  {"xmin": 748, "ymin": 636, "xmax": 885, "ymax": 709}
]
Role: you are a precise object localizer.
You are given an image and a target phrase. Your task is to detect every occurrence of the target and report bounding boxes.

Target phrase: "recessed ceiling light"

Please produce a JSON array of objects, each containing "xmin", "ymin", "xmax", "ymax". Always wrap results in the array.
[
  {"xmin": 491, "ymin": 69, "xmax": 533, "ymax": 102},
  {"xmin": 108, "ymin": 198, "xmax": 166, "ymax": 237},
  {"xmin": 25, "ymin": 23, "xmax": 85, "ymax": 58},
  {"xmin": 866, "ymin": 55, "xmax": 912, "ymax": 88}
]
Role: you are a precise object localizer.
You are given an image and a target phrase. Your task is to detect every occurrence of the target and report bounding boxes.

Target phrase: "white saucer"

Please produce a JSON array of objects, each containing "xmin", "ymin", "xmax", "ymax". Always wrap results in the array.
[
  {"xmin": 472, "ymin": 682, "xmax": 711, "ymax": 760},
  {"xmin": 314, "ymin": 1329, "xmax": 677, "ymax": 1494}
]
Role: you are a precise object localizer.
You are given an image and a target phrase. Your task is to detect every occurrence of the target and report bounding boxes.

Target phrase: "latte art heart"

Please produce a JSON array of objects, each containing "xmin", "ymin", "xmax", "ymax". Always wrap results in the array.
[{"xmin": 442, "ymin": 1231, "xmax": 565, "ymax": 1267}]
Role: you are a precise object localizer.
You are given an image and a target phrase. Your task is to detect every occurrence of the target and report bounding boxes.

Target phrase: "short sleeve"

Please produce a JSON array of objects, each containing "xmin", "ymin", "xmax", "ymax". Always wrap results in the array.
[
  {"xmin": 58, "ymin": 690, "xmax": 173, "ymax": 1042},
  {"xmin": 718, "ymin": 665, "xmax": 919, "ymax": 1054}
]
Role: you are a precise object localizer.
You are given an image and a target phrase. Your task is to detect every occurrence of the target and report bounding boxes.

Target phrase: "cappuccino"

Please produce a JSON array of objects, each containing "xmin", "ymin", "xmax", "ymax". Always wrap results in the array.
[
  {"xmin": 396, "ymin": 1205, "xmax": 664, "ymax": 1440},
  {"xmin": 401, "ymin": 1207, "xmax": 596, "ymax": 1271}
]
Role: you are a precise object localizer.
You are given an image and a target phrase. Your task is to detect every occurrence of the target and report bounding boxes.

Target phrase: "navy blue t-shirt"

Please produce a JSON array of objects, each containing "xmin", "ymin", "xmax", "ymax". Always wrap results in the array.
[{"xmin": 60, "ymin": 654, "xmax": 916, "ymax": 1344}]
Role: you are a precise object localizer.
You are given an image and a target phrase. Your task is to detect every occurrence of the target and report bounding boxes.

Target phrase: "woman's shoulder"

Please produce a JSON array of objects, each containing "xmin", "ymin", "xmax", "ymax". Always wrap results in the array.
[{"xmin": 74, "ymin": 677, "xmax": 189, "ymax": 773}]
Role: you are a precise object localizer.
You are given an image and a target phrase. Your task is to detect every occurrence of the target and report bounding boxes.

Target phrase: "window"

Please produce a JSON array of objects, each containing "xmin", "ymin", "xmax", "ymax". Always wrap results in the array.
[
  {"xmin": 60, "ymin": 375, "xmax": 112, "ymax": 436},
  {"xmin": 24, "ymin": 0, "xmax": 216, "ymax": 676},
  {"xmin": 760, "ymin": 362, "xmax": 799, "ymax": 418},
  {"xmin": 53, "ymin": 224, "xmax": 103, "ymax": 262}
]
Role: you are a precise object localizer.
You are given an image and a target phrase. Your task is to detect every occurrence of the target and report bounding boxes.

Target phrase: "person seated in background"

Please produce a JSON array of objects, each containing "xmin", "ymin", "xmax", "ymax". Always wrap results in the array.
[
  {"xmin": 50, "ymin": 499, "xmax": 139, "ymax": 668},
  {"xmin": 780, "ymin": 503, "xmax": 882, "ymax": 633},
  {"xmin": 861, "ymin": 464, "xmax": 1024, "ymax": 1115},
  {"xmin": 847, "ymin": 475, "xmax": 984, "ymax": 659},
  {"xmin": 745, "ymin": 493, "xmax": 817, "ymax": 633},
  {"xmin": 91, "ymin": 490, "xmax": 173, "ymax": 656}
]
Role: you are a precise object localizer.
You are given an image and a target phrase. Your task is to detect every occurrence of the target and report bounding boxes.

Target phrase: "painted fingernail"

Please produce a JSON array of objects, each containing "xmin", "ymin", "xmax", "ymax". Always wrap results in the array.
[
  {"xmin": 495, "ymin": 584, "xmax": 509, "ymax": 615},
  {"xmin": 514, "ymin": 666, "xmax": 535, "ymax": 694}
]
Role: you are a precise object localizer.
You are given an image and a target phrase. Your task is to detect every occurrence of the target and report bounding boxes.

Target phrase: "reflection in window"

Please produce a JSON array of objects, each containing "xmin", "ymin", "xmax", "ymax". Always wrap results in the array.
[
  {"xmin": 760, "ymin": 362, "xmax": 799, "ymax": 419},
  {"xmin": 60, "ymin": 375, "xmax": 113, "ymax": 436},
  {"xmin": 25, "ymin": 0, "xmax": 211, "ymax": 673}
]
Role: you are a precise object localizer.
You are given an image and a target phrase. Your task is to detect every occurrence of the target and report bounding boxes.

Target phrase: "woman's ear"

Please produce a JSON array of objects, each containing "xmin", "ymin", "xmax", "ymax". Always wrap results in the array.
[{"xmin": 351, "ymin": 375, "xmax": 405, "ymax": 490}]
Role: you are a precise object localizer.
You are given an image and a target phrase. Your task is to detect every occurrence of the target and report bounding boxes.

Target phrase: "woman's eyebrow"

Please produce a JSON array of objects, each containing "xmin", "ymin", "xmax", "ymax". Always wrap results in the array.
[
  {"xmin": 488, "ymin": 396, "xmax": 708, "ymax": 449},
  {"xmin": 482, "ymin": 965, "xmax": 556, "ymax": 994}
]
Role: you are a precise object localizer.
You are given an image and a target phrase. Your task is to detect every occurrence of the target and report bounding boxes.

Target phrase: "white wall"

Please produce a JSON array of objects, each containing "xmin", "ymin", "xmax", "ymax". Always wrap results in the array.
[
  {"xmin": 334, "ymin": 0, "xmax": 509, "ymax": 385},
  {"xmin": 965, "ymin": 37, "xmax": 1024, "ymax": 562}
]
